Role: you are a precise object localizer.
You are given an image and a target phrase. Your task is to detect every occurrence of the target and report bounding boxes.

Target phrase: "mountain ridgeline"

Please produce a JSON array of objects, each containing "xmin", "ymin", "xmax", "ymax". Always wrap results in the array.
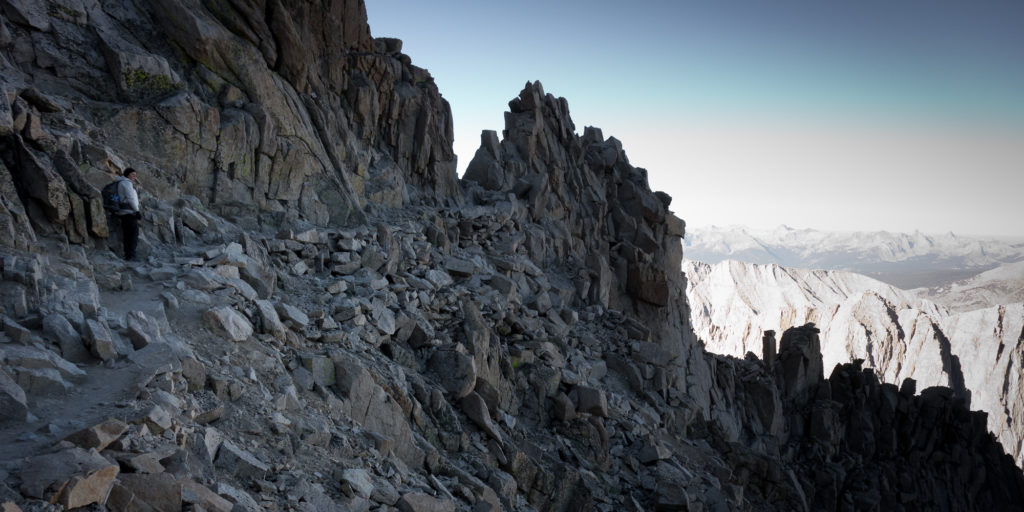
[
  {"xmin": 684, "ymin": 259, "xmax": 1024, "ymax": 469},
  {"xmin": 685, "ymin": 225, "xmax": 1024, "ymax": 289},
  {"xmin": 0, "ymin": 1, "xmax": 1022, "ymax": 511}
]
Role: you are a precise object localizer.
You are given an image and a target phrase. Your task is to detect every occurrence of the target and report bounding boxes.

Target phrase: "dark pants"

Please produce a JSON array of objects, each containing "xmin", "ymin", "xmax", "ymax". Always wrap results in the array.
[{"xmin": 119, "ymin": 213, "xmax": 139, "ymax": 260}]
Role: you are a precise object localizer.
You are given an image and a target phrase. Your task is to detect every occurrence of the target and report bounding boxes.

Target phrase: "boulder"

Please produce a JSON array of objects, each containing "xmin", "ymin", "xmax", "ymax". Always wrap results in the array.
[
  {"xmin": 428, "ymin": 347, "xmax": 477, "ymax": 399},
  {"xmin": 396, "ymin": 492, "xmax": 456, "ymax": 512},
  {"xmin": 254, "ymin": 299, "xmax": 286, "ymax": 340},
  {"xmin": 461, "ymin": 392, "xmax": 503, "ymax": 442},
  {"xmin": 83, "ymin": 318, "xmax": 118, "ymax": 361},
  {"xmin": 125, "ymin": 310, "xmax": 162, "ymax": 349},
  {"xmin": 64, "ymin": 418, "xmax": 129, "ymax": 451},
  {"xmin": 275, "ymin": 301, "xmax": 309, "ymax": 328},
  {"xmin": 0, "ymin": 368, "xmax": 28, "ymax": 422},
  {"xmin": 203, "ymin": 306, "xmax": 253, "ymax": 342},
  {"xmin": 341, "ymin": 468, "xmax": 375, "ymax": 499},
  {"xmin": 107, "ymin": 472, "xmax": 182, "ymax": 512},
  {"xmin": 181, "ymin": 480, "xmax": 233, "ymax": 512},
  {"xmin": 43, "ymin": 313, "xmax": 89, "ymax": 363},
  {"xmin": 2, "ymin": 316, "xmax": 31, "ymax": 343},
  {"xmin": 2, "ymin": 344, "xmax": 87, "ymax": 381},
  {"xmin": 576, "ymin": 386, "xmax": 609, "ymax": 418},
  {"xmin": 19, "ymin": 448, "xmax": 120, "ymax": 509},
  {"xmin": 214, "ymin": 442, "xmax": 268, "ymax": 481}
]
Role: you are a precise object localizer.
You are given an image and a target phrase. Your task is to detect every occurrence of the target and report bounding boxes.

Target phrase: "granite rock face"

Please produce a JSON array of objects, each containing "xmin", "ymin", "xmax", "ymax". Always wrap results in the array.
[
  {"xmin": 0, "ymin": 2, "xmax": 1021, "ymax": 512},
  {"xmin": 0, "ymin": 0, "xmax": 458, "ymax": 245}
]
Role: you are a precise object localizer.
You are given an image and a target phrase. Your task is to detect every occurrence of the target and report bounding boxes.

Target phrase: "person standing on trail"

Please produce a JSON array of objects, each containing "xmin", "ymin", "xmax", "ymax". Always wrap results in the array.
[{"xmin": 116, "ymin": 167, "xmax": 141, "ymax": 261}]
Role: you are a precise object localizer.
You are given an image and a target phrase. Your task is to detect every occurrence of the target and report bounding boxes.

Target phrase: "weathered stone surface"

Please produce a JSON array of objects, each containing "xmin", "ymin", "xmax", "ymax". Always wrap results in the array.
[
  {"xmin": 775, "ymin": 323, "xmax": 824, "ymax": 403},
  {"xmin": 428, "ymin": 347, "xmax": 477, "ymax": 399},
  {"xmin": 191, "ymin": 390, "xmax": 225, "ymax": 424},
  {"xmin": 116, "ymin": 453, "xmax": 165, "ymax": 475},
  {"xmin": 3, "ymin": 316, "xmax": 31, "ymax": 343},
  {"xmin": 576, "ymin": 386, "xmax": 609, "ymax": 418},
  {"xmin": 396, "ymin": 492, "xmax": 456, "ymax": 512},
  {"xmin": 7, "ymin": 136, "xmax": 70, "ymax": 223},
  {"xmin": 0, "ymin": 85, "xmax": 12, "ymax": 137},
  {"xmin": 255, "ymin": 299, "xmax": 286, "ymax": 340},
  {"xmin": 181, "ymin": 480, "xmax": 233, "ymax": 512},
  {"xmin": 1, "ymin": 0, "xmax": 50, "ymax": 31},
  {"xmin": 181, "ymin": 207, "xmax": 208, "ymax": 234},
  {"xmin": 108, "ymin": 472, "xmax": 182, "ymax": 512},
  {"xmin": 0, "ymin": 367, "xmax": 28, "ymax": 422},
  {"xmin": 83, "ymin": 318, "xmax": 118, "ymax": 360},
  {"xmin": 341, "ymin": 468, "xmax": 375, "ymax": 499},
  {"xmin": 333, "ymin": 352, "xmax": 425, "ymax": 468},
  {"xmin": 214, "ymin": 442, "xmax": 268, "ymax": 481},
  {"xmin": 43, "ymin": 313, "xmax": 90, "ymax": 363},
  {"xmin": 181, "ymin": 356, "xmax": 207, "ymax": 391},
  {"xmin": 64, "ymin": 418, "xmax": 129, "ymax": 451},
  {"xmin": 0, "ymin": 161, "xmax": 36, "ymax": 250},
  {"xmin": 203, "ymin": 306, "xmax": 253, "ymax": 342},
  {"xmin": 275, "ymin": 301, "xmax": 309, "ymax": 328},
  {"xmin": 461, "ymin": 391, "xmax": 502, "ymax": 442},
  {"xmin": 19, "ymin": 448, "xmax": 120, "ymax": 509},
  {"xmin": 126, "ymin": 310, "xmax": 162, "ymax": 349},
  {"xmin": 215, "ymin": 483, "xmax": 261, "ymax": 512},
  {"xmin": 12, "ymin": 367, "xmax": 72, "ymax": 395},
  {"xmin": 300, "ymin": 354, "xmax": 335, "ymax": 387},
  {"xmin": 3, "ymin": 344, "xmax": 86, "ymax": 381},
  {"xmin": 138, "ymin": 404, "xmax": 174, "ymax": 434}
]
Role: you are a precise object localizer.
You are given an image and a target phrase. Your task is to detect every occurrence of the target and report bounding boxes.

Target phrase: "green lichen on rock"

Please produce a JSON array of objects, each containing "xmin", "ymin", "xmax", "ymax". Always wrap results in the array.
[
  {"xmin": 48, "ymin": 4, "xmax": 85, "ymax": 24},
  {"xmin": 122, "ymin": 68, "xmax": 183, "ymax": 101}
]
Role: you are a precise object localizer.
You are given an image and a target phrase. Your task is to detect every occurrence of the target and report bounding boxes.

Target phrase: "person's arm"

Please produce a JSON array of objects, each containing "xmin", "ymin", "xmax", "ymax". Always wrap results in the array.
[{"xmin": 126, "ymin": 181, "xmax": 140, "ymax": 212}]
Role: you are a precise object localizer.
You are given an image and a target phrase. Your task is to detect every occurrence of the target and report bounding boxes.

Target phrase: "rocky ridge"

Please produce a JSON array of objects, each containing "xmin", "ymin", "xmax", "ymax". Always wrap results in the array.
[
  {"xmin": 685, "ymin": 258, "xmax": 1024, "ymax": 467},
  {"xmin": 0, "ymin": 1, "xmax": 1022, "ymax": 511}
]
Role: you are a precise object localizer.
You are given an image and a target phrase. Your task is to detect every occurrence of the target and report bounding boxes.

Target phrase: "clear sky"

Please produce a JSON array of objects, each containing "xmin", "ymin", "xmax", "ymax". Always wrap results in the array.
[{"xmin": 365, "ymin": 1, "xmax": 1024, "ymax": 237}]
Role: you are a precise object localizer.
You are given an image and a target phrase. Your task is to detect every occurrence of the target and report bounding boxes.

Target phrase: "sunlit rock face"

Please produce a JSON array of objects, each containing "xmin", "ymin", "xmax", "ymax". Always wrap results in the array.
[{"xmin": 686, "ymin": 258, "xmax": 1024, "ymax": 466}]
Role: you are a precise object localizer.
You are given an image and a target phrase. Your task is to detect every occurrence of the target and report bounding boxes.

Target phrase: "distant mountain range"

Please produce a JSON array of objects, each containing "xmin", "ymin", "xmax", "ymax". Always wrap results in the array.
[
  {"xmin": 684, "ymin": 225, "xmax": 1024, "ymax": 289},
  {"xmin": 916, "ymin": 260, "xmax": 1024, "ymax": 312}
]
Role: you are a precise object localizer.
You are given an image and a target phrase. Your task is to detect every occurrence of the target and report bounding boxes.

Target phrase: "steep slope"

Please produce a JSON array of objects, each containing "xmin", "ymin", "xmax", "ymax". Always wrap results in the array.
[
  {"xmin": 685, "ymin": 225, "xmax": 1024, "ymax": 289},
  {"xmin": 0, "ymin": 2, "xmax": 1022, "ymax": 511},
  {"xmin": 685, "ymin": 258, "xmax": 1024, "ymax": 466},
  {"xmin": 942, "ymin": 303, "xmax": 1024, "ymax": 467}
]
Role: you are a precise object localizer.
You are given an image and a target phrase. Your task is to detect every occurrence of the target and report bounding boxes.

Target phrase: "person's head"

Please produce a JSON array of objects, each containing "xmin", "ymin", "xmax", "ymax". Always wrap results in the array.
[{"xmin": 124, "ymin": 168, "xmax": 138, "ymax": 182}]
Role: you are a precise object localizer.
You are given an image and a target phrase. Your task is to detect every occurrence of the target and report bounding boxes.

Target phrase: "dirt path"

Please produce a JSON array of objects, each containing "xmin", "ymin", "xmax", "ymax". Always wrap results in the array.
[{"xmin": 0, "ymin": 254, "xmax": 185, "ymax": 472}]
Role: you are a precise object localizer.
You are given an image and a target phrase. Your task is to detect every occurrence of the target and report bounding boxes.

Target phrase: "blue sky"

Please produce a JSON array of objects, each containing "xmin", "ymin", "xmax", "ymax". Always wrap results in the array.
[{"xmin": 366, "ymin": 1, "xmax": 1024, "ymax": 237}]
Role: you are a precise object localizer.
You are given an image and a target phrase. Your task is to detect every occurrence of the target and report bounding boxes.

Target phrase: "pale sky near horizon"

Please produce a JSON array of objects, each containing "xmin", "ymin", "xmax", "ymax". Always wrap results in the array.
[{"xmin": 365, "ymin": 1, "xmax": 1024, "ymax": 238}]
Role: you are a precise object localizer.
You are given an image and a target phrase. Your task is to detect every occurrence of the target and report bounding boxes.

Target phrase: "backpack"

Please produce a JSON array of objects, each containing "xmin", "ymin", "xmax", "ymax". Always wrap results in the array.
[{"xmin": 102, "ymin": 180, "xmax": 124, "ymax": 211}]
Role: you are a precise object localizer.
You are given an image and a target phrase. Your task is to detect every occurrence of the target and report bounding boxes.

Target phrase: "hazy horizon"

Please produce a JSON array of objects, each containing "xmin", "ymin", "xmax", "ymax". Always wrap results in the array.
[
  {"xmin": 367, "ymin": 1, "xmax": 1024, "ymax": 238},
  {"xmin": 687, "ymin": 223, "xmax": 1024, "ymax": 241}
]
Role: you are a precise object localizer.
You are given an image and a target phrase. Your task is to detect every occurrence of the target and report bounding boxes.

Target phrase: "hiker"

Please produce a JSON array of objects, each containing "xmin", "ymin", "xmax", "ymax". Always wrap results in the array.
[{"xmin": 115, "ymin": 167, "xmax": 141, "ymax": 261}]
